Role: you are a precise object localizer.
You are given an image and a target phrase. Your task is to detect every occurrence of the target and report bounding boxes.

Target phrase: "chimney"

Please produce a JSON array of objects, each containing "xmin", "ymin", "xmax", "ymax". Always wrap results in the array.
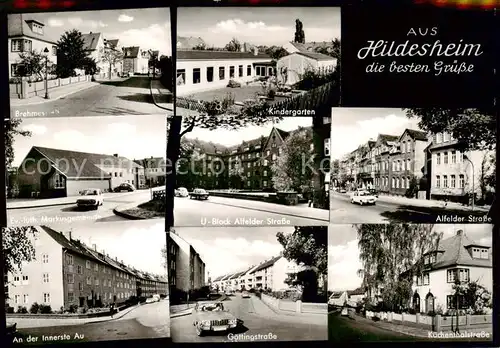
[
  {"xmin": 113, "ymin": 154, "xmax": 118, "ymax": 157},
  {"xmin": 253, "ymin": 47, "xmax": 258, "ymax": 56},
  {"xmin": 456, "ymin": 230, "xmax": 464, "ymax": 236},
  {"xmin": 68, "ymin": 231, "xmax": 72, "ymax": 240},
  {"xmin": 115, "ymin": 256, "xmax": 118, "ymax": 261},
  {"xmin": 92, "ymin": 244, "xmax": 97, "ymax": 251},
  {"xmin": 121, "ymin": 260, "xmax": 124, "ymax": 264}
]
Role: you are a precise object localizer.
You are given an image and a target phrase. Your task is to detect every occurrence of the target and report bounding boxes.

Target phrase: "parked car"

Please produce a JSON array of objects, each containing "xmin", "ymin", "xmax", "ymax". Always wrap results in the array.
[
  {"xmin": 192, "ymin": 301, "xmax": 239, "ymax": 336},
  {"xmin": 367, "ymin": 188, "xmax": 379, "ymax": 198},
  {"xmin": 190, "ymin": 188, "xmax": 209, "ymax": 200},
  {"xmin": 241, "ymin": 291, "xmax": 250, "ymax": 299},
  {"xmin": 113, "ymin": 183, "xmax": 136, "ymax": 192},
  {"xmin": 339, "ymin": 188, "xmax": 347, "ymax": 193},
  {"xmin": 175, "ymin": 187, "xmax": 189, "ymax": 197},
  {"xmin": 76, "ymin": 189, "xmax": 104, "ymax": 209},
  {"xmin": 351, "ymin": 190, "xmax": 377, "ymax": 205}
]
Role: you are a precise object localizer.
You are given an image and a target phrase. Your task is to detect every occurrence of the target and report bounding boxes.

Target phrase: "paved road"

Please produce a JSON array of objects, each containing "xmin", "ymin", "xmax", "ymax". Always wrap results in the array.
[
  {"xmin": 174, "ymin": 196, "xmax": 328, "ymax": 227},
  {"xmin": 171, "ymin": 293, "xmax": 326, "ymax": 342},
  {"xmin": 10, "ymin": 301, "xmax": 170, "ymax": 344},
  {"xmin": 7, "ymin": 191, "xmax": 154, "ymax": 227},
  {"xmin": 330, "ymin": 192, "xmax": 489, "ymax": 224},
  {"xmin": 11, "ymin": 77, "xmax": 167, "ymax": 117}
]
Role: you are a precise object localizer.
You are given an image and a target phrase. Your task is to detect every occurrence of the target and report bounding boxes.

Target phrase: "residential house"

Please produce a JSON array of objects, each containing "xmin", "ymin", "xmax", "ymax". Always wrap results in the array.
[
  {"xmin": 249, "ymin": 255, "xmax": 307, "ymax": 292},
  {"xmin": 8, "ymin": 14, "xmax": 57, "ymax": 78},
  {"xmin": 167, "ymin": 231, "xmax": 206, "ymax": 295},
  {"xmin": 104, "ymin": 39, "xmax": 123, "ymax": 76},
  {"xmin": 134, "ymin": 157, "xmax": 166, "ymax": 187},
  {"xmin": 81, "ymin": 32, "xmax": 112, "ymax": 78},
  {"xmin": 122, "ymin": 46, "xmax": 154, "ymax": 75},
  {"xmin": 16, "ymin": 146, "xmax": 144, "ymax": 198},
  {"xmin": 424, "ymin": 131, "xmax": 495, "ymax": 203},
  {"xmin": 6, "ymin": 226, "xmax": 167, "ymax": 311},
  {"xmin": 276, "ymin": 51, "xmax": 337, "ymax": 86},
  {"xmin": 176, "ymin": 36, "xmax": 206, "ymax": 50},
  {"xmin": 328, "ymin": 291, "xmax": 348, "ymax": 307},
  {"xmin": 408, "ymin": 229, "xmax": 492, "ymax": 314},
  {"xmin": 176, "ymin": 49, "xmax": 273, "ymax": 96},
  {"xmin": 373, "ymin": 134, "xmax": 400, "ymax": 193}
]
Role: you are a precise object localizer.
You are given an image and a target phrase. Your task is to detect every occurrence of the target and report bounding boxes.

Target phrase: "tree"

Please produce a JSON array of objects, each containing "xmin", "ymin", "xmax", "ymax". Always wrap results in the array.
[
  {"xmin": 81, "ymin": 56, "xmax": 98, "ymax": 76},
  {"xmin": 5, "ymin": 118, "xmax": 32, "ymax": 169},
  {"xmin": 193, "ymin": 44, "xmax": 206, "ymax": 50},
  {"xmin": 271, "ymin": 127, "xmax": 314, "ymax": 192},
  {"xmin": 276, "ymin": 226, "xmax": 327, "ymax": 302},
  {"xmin": 225, "ymin": 38, "xmax": 241, "ymax": 52},
  {"xmin": 404, "ymin": 108, "xmax": 496, "ymax": 151},
  {"xmin": 228, "ymin": 160, "xmax": 245, "ymax": 190},
  {"xmin": 16, "ymin": 50, "xmax": 50, "ymax": 82},
  {"xmin": 479, "ymin": 152, "xmax": 495, "ymax": 202},
  {"xmin": 101, "ymin": 47, "xmax": 124, "ymax": 79},
  {"xmin": 294, "ymin": 19, "xmax": 305, "ymax": 44},
  {"xmin": 265, "ymin": 46, "xmax": 289, "ymax": 61},
  {"xmin": 56, "ymin": 29, "xmax": 89, "ymax": 78},
  {"xmin": 2, "ymin": 227, "xmax": 38, "ymax": 285},
  {"xmin": 158, "ymin": 55, "xmax": 173, "ymax": 90},
  {"xmin": 314, "ymin": 38, "xmax": 341, "ymax": 60},
  {"xmin": 405, "ymin": 175, "xmax": 419, "ymax": 198}
]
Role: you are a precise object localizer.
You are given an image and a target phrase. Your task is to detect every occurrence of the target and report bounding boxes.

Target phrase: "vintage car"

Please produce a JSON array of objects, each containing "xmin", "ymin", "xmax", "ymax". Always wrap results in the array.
[
  {"xmin": 175, "ymin": 187, "xmax": 189, "ymax": 197},
  {"xmin": 113, "ymin": 182, "xmax": 136, "ymax": 192},
  {"xmin": 241, "ymin": 291, "xmax": 250, "ymax": 299},
  {"xmin": 192, "ymin": 301, "xmax": 238, "ymax": 336},
  {"xmin": 351, "ymin": 190, "xmax": 377, "ymax": 205},
  {"xmin": 189, "ymin": 188, "xmax": 209, "ymax": 200},
  {"xmin": 76, "ymin": 189, "xmax": 104, "ymax": 209}
]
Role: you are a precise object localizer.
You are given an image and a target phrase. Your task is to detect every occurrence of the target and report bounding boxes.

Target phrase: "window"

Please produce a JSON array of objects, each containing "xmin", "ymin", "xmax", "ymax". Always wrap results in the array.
[
  {"xmin": 13, "ymin": 276, "xmax": 20, "ymax": 282},
  {"xmin": 451, "ymin": 175, "xmax": 456, "ymax": 188},
  {"xmin": 52, "ymin": 45, "xmax": 57, "ymax": 56},
  {"xmin": 192, "ymin": 68, "xmax": 201, "ymax": 84},
  {"xmin": 272, "ymin": 154, "xmax": 277, "ymax": 161},
  {"xmin": 324, "ymin": 138, "xmax": 330, "ymax": 156},
  {"xmin": 43, "ymin": 293, "xmax": 50, "ymax": 303},
  {"xmin": 392, "ymin": 177, "xmax": 395, "ymax": 188},
  {"xmin": 23, "ymin": 294, "xmax": 28, "ymax": 304},
  {"xmin": 423, "ymin": 273, "xmax": 430, "ymax": 285},
  {"xmin": 206, "ymin": 67, "xmax": 214, "ymax": 82},
  {"xmin": 23, "ymin": 275, "xmax": 29, "ymax": 282},
  {"xmin": 219, "ymin": 67, "xmax": 225, "ymax": 80},
  {"xmin": 272, "ymin": 142, "xmax": 277, "ymax": 148},
  {"xmin": 67, "ymin": 274, "xmax": 74, "ymax": 284},
  {"xmin": 436, "ymin": 175, "xmax": 440, "ymax": 188},
  {"xmin": 444, "ymin": 152, "xmax": 449, "ymax": 164},
  {"xmin": 229, "ymin": 66, "xmax": 235, "ymax": 78},
  {"xmin": 416, "ymin": 275, "xmax": 422, "ymax": 286},
  {"xmin": 95, "ymin": 277, "xmax": 99, "ymax": 285},
  {"xmin": 263, "ymin": 159, "xmax": 268, "ymax": 166},
  {"xmin": 436, "ymin": 153, "xmax": 441, "ymax": 165},
  {"xmin": 459, "ymin": 174, "xmax": 465, "ymax": 188},
  {"xmin": 407, "ymin": 141, "xmax": 412, "ymax": 152},
  {"xmin": 443, "ymin": 132, "xmax": 450, "ymax": 142},
  {"xmin": 246, "ymin": 172, "xmax": 251, "ymax": 177},
  {"xmin": 238, "ymin": 65, "xmax": 243, "ymax": 77},
  {"xmin": 436, "ymin": 133, "xmax": 442, "ymax": 143},
  {"xmin": 11, "ymin": 64, "xmax": 19, "ymax": 77},
  {"xmin": 247, "ymin": 180, "xmax": 251, "ymax": 187},
  {"xmin": 176, "ymin": 69, "xmax": 185, "ymax": 85},
  {"xmin": 43, "ymin": 273, "xmax": 49, "ymax": 283},
  {"xmin": 396, "ymin": 177, "xmax": 400, "ymax": 188},
  {"xmin": 402, "ymin": 142, "xmax": 406, "ymax": 153},
  {"xmin": 42, "ymin": 254, "xmax": 49, "ymax": 263},
  {"xmin": 443, "ymin": 175, "xmax": 448, "ymax": 188},
  {"xmin": 266, "ymin": 150, "xmax": 270, "ymax": 156},
  {"xmin": 407, "ymin": 159, "xmax": 411, "ymax": 171},
  {"xmin": 451, "ymin": 151, "xmax": 456, "ymax": 164},
  {"xmin": 86, "ymin": 260, "xmax": 91, "ymax": 269},
  {"xmin": 11, "ymin": 39, "xmax": 22, "ymax": 52},
  {"xmin": 247, "ymin": 65, "xmax": 252, "ymax": 76},
  {"xmin": 79, "ymin": 282, "xmax": 83, "ymax": 291},
  {"xmin": 447, "ymin": 268, "xmax": 469, "ymax": 283},
  {"xmin": 68, "ymin": 292, "xmax": 74, "ymax": 302},
  {"xmin": 263, "ymin": 170, "xmax": 267, "ymax": 177},
  {"xmin": 15, "ymin": 295, "xmax": 20, "ymax": 304},
  {"xmin": 86, "ymin": 276, "xmax": 92, "ymax": 285},
  {"xmin": 401, "ymin": 177, "xmax": 406, "ymax": 189},
  {"xmin": 247, "ymin": 163, "xmax": 251, "ymax": 168}
]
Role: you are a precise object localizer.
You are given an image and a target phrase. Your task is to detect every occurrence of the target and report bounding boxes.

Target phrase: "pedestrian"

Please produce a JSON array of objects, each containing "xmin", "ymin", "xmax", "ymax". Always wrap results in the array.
[{"xmin": 110, "ymin": 303, "xmax": 114, "ymax": 318}]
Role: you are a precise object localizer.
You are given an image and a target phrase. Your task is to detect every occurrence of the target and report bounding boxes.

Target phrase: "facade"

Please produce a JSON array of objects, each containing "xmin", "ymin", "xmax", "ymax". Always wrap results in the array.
[
  {"xmin": 8, "ymin": 14, "xmax": 58, "ymax": 78},
  {"xmin": 6, "ymin": 226, "xmax": 167, "ymax": 311},
  {"xmin": 408, "ymin": 229, "xmax": 492, "ymax": 314},
  {"xmin": 134, "ymin": 157, "xmax": 166, "ymax": 186},
  {"xmin": 176, "ymin": 50, "xmax": 274, "ymax": 96},
  {"xmin": 16, "ymin": 146, "xmax": 144, "ymax": 198},
  {"xmin": 276, "ymin": 51, "xmax": 337, "ymax": 86},
  {"xmin": 122, "ymin": 46, "xmax": 154, "ymax": 75},
  {"xmin": 81, "ymin": 33, "xmax": 122, "ymax": 78},
  {"xmin": 167, "ymin": 231, "xmax": 206, "ymax": 294}
]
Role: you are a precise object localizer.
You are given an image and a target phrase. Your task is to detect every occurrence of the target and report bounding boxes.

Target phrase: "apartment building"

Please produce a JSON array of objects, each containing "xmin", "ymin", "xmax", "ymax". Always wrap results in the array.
[{"xmin": 6, "ymin": 226, "xmax": 167, "ymax": 311}]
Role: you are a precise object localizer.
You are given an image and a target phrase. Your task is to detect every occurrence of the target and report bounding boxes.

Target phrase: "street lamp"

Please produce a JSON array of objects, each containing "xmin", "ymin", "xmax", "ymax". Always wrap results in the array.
[
  {"xmin": 43, "ymin": 47, "xmax": 50, "ymax": 99},
  {"xmin": 463, "ymin": 154, "xmax": 474, "ymax": 211}
]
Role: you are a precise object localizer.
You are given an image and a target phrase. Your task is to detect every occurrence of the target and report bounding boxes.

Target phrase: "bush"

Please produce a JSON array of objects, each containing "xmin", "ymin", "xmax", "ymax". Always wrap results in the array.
[
  {"xmin": 30, "ymin": 302, "xmax": 40, "ymax": 314},
  {"xmin": 68, "ymin": 304, "xmax": 78, "ymax": 313},
  {"xmin": 267, "ymin": 89, "xmax": 276, "ymax": 99},
  {"xmin": 227, "ymin": 79, "xmax": 241, "ymax": 88},
  {"xmin": 17, "ymin": 306, "xmax": 28, "ymax": 314},
  {"xmin": 248, "ymin": 288, "xmax": 255, "ymax": 293},
  {"xmin": 39, "ymin": 304, "xmax": 52, "ymax": 314},
  {"xmin": 6, "ymin": 306, "xmax": 15, "ymax": 313},
  {"xmin": 407, "ymin": 308, "xmax": 417, "ymax": 315}
]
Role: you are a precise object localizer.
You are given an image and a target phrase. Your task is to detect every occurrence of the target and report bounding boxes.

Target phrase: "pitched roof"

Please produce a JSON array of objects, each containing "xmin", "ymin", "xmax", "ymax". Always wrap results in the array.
[
  {"xmin": 294, "ymin": 51, "xmax": 335, "ymax": 61},
  {"xmin": 250, "ymin": 256, "xmax": 282, "ymax": 273},
  {"xmin": 40, "ymin": 226, "xmax": 96, "ymax": 259},
  {"xmin": 178, "ymin": 50, "xmax": 271, "ymax": 61},
  {"xmin": 213, "ymin": 275, "xmax": 226, "ymax": 282},
  {"xmin": 28, "ymin": 146, "xmax": 141, "ymax": 179},
  {"xmin": 7, "ymin": 14, "xmax": 57, "ymax": 44},
  {"xmin": 123, "ymin": 46, "xmax": 140, "ymax": 58},
  {"xmin": 329, "ymin": 291, "xmax": 346, "ymax": 299},
  {"xmin": 81, "ymin": 32, "xmax": 102, "ymax": 50},
  {"xmin": 378, "ymin": 134, "xmax": 400, "ymax": 143},
  {"xmin": 177, "ymin": 36, "xmax": 206, "ymax": 49},
  {"xmin": 106, "ymin": 39, "xmax": 119, "ymax": 49},
  {"xmin": 427, "ymin": 230, "xmax": 492, "ymax": 269},
  {"xmin": 401, "ymin": 129, "xmax": 428, "ymax": 142},
  {"xmin": 287, "ymin": 41, "xmax": 334, "ymax": 53},
  {"xmin": 347, "ymin": 288, "xmax": 365, "ymax": 296}
]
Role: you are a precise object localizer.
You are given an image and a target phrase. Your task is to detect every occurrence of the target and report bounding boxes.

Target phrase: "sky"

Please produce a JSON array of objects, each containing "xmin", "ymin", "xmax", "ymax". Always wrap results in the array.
[
  {"xmin": 15, "ymin": 8, "xmax": 171, "ymax": 56},
  {"xmin": 183, "ymin": 117, "xmax": 313, "ymax": 147},
  {"xmin": 63, "ymin": 220, "xmax": 167, "ymax": 276},
  {"xmin": 12, "ymin": 115, "xmax": 166, "ymax": 167},
  {"xmin": 328, "ymin": 224, "xmax": 492, "ymax": 292},
  {"xmin": 173, "ymin": 226, "xmax": 293, "ymax": 280},
  {"xmin": 331, "ymin": 108, "xmax": 421, "ymax": 160},
  {"xmin": 178, "ymin": 7, "xmax": 340, "ymax": 48}
]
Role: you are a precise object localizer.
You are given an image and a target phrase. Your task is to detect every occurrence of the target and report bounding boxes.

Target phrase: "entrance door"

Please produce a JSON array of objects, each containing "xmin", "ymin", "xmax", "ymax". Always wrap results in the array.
[
  {"xmin": 413, "ymin": 293, "xmax": 420, "ymax": 312},
  {"xmin": 425, "ymin": 293, "xmax": 435, "ymax": 313}
]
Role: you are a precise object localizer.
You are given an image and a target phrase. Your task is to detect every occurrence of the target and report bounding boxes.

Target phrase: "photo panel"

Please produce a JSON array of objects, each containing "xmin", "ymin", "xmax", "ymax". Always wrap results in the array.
[
  {"xmin": 329, "ymin": 108, "xmax": 496, "ymax": 224},
  {"xmin": 166, "ymin": 226, "xmax": 328, "ymax": 343},
  {"xmin": 7, "ymin": 8, "xmax": 172, "ymax": 119},
  {"xmin": 166, "ymin": 116, "xmax": 330, "ymax": 227},
  {"xmin": 4, "ymin": 220, "xmax": 171, "ymax": 345},
  {"xmin": 175, "ymin": 6, "xmax": 340, "ymax": 117},
  {"xmin": 328, "ymin": 223, "xmax": 493, "ymax": 343},
  {"xmin": 5, "ymin": 114, "xmax": 166, "ymax": 228}
]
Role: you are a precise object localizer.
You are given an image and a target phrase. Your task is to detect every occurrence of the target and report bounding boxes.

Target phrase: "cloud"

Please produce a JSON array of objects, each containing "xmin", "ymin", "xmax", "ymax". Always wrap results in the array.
[
  {"xmin": 212, "ymin": 19, "xmax": 286, "ymax": 34},
  {"xmin": 47, "ymin": 18, "xmax": 64, "ymax": 27},
  {"xmin": 328, "ymin": 239, "xmax": 362, "ymax": 291},
  {"xmin": 67, "ymin": 17, "xmax": 83, "ymax": 26},
  {"xmin": 66, "ymin": 17, "xmax": 107, "ymax": 28},
  {"xmin": 22, "ymin": 124, "xmax": 47, "ymax": 135},
  {"xmin": 118, "ymin": 14, "xmax": 134, "ymax": 22},
  {"xmin": 119, "ymin": 24, "xmax": 171, "ymax": 55}
]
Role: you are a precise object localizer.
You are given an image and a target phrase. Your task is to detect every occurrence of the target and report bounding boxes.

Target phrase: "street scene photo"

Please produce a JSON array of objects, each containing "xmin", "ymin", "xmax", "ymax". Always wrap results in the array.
[
  {"xmin": 4, "ymin": 221, "xmax": 171, "ymax": 344},
  {"xmin": 165, "ymin": 116, "xmax": 330, "ymax": 228},
  {"xmin": 5, "ymin": 115, "xmax": 166, "ymax": 227},
  {"xmin": 328, "ymin": 223, "xmax": 493, "ymax": 342},
  {"xmin": 8, "ymin": 8, "xmax": 172, "ymax": 118},
  {"xmin": 176, "ymin": 7, "xmax": 339, "ymax": 117},
  {"xmin": 167, "ymin": 226, "xmax": 328, "ymax": 342},
  {"xmin": 330, "ymin": 108, "xmax": 496, "ymax": 224}
]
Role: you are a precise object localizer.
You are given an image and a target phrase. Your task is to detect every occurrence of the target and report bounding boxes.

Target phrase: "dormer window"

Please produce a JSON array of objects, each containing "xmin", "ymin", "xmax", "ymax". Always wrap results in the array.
[
  {"xmin": 30, "ymin": 22, "xmax": 44, "ymax": 35},
  {"xmin": 472, "ymin": 247, "xmax": 489, "ymax": 259}
]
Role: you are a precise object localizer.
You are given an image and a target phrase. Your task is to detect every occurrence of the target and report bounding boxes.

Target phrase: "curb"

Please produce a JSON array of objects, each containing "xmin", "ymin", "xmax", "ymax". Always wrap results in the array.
[
  {"xmin": 10, "ymin": 83, "xmax": 98, "ymax": 107},
  {"xmin": 170, "ymin": 310, "xmax": 193, "ymax": 319},
  {"xmin": 84, "ymin": 303, "xmax": 145, "ymax": 324},
  {"xmin": 7, "ymin": 202, "xmax": 76, "ymax": 210},
  {"xmin": 112, "ymin": 207, "xmax": 147, "ymax": 220},
  {"xmin": 150, "ymin": 79, "xmax": 173, "ymax": 112}
]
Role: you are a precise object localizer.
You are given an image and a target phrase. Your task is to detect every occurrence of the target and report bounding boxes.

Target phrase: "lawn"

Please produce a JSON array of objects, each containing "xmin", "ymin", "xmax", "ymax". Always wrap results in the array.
[
  {"xmin": 121, "ymin": 200, "xmax": 165, "ymax": 219},
  {"xmin": 187, "ymin": 85, "xmax": 290, "ymax": 104}
]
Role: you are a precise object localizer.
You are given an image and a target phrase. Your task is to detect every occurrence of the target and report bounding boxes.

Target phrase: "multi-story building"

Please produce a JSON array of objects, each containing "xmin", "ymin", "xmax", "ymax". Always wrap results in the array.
[
  {"xmin": 167, "ymin": 231, "xmax": 206, "ymax": 295},
  {"xmin": 16, "ymin": 146, "xmax": 145, "ymax": 198},
  {"xmin": 122, "ymin": 46, "xmax": 156, "ymax": 75},
  {"xmin": 6, "ymin": 226, "xmax": 167, "ymax": 311},
  {"xmin": 81, "ymin": 32, "xmax": 122, "ymax": 78},
  {"xmin": 408, "ymin": 229, "xmax": 492, "ymax": 314},
  {"xmin": 8, "ymin": 14, "xmax": 58, "ymax": 79},
  {"xmin": 134, "ymin": 157, "xmax": 166, "ymax": 186},
  {"xmin": 424, "ymin": 131, "xmax": 495, "ymax": 203}
]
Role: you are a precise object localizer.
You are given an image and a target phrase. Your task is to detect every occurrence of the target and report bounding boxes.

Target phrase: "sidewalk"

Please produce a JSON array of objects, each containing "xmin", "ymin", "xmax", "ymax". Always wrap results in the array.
[
  {"xmin": 10, "ymin": 81, "xmax": 98, "ymax": 106},
  {"xmin": 170, "ymin": 303, "xmax": 195, "ymax": 318},
  {"xmin": 150, "ymin": 79, "xmax": 173, "ymax": 111}
]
